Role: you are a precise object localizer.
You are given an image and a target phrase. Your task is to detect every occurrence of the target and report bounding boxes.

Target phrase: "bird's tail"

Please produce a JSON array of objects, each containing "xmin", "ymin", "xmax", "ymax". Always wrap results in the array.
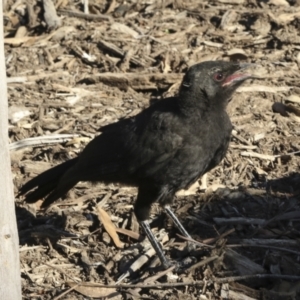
[{"xmin": 19, "ymin": 158, "xmax": 79, "ymax": 208}]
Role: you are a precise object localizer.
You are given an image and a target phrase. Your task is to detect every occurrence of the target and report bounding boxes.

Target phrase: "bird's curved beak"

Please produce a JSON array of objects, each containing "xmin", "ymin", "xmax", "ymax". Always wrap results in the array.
[{"xmin": 222, "ymin": 63, "xmax": 255, "ymax": 87}]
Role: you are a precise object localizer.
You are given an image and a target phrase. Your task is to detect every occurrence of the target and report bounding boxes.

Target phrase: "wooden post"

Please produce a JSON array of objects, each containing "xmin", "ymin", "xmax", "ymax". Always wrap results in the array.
[{"xmin": 0, "ymin": 0, "xmax": 22, "ymax": 297}]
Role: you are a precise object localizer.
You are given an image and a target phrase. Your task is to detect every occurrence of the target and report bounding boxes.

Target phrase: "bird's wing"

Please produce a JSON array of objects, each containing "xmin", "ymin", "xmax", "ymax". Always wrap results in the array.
[
  {"xmin": 75, "ymin": 98, "xmax": 184, "ymax": 181},
  {"xmin": 124, "ymin": 106, "xmax": 184, "ymax": 178}
]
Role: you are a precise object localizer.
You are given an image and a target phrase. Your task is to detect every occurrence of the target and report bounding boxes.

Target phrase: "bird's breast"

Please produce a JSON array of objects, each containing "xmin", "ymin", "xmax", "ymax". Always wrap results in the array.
[{"xmin": 168, "ymin": 111, "xmax": 232, "ymax": 190}]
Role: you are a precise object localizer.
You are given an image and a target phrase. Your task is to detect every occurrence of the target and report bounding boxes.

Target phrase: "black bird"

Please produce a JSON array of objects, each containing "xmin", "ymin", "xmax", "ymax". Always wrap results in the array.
[{"xmin": 19, "ymin": 61, "xmax": 253, "ymax": 269}]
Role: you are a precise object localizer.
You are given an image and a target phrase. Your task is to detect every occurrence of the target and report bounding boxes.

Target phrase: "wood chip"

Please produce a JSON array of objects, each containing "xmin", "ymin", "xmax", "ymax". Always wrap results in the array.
[{"xmin": 240, "ymin": 151, "xmax": 276, "ymax": 161}]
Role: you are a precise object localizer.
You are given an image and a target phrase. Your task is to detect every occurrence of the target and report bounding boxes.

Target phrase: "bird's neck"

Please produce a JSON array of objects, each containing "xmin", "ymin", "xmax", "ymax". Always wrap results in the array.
[{"xmin": 178, "ymin": 92, "xmax": 214, "ymax": 118}]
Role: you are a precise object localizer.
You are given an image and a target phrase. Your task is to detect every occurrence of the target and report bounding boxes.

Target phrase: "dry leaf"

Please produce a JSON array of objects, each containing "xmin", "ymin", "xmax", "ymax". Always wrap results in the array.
[
  {"xmin": 67, "ymin": 282, "xmax": 119, "ymax": 298},
  {"xmin": 97, "ymin": 206, "xmax": 124, "ymax": 248}
]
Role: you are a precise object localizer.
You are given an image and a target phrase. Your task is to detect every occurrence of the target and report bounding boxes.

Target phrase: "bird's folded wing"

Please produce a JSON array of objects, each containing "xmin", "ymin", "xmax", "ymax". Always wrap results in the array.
[
  {"xmin": 124, "ymin": 111, "xmax": 184, "ymax": 177},
  {"xmin": 77, "ymin": 109, "xmax": 184, "ymax": 179}
]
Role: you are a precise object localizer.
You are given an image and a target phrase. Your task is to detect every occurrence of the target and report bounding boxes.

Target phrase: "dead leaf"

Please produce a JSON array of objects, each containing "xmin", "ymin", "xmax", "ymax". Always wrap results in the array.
[
  {"xmin": 97, "ymin": 206, "xmax": 124, "ymax": 248},
  {"xmin": 67, "ymin": 282, "xmax": 119, "ymax": 298}
]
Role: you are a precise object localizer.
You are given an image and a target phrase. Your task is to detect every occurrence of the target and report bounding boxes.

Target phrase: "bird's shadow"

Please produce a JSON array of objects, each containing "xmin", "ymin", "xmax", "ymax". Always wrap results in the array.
[
  {"xmin": 16, "ymin": 173, "xmax": 300, "ymax": 282},
  {"xmin": 265, "ymin": 172, "xmax": 300, "ymax": 195},
  {"xmin": 16, "ymin": 205, "xmax": 70, "ymax": 246}
]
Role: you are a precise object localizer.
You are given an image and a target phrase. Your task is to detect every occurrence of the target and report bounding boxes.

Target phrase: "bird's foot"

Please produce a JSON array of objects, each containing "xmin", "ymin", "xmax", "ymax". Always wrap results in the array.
[
  {"xmin": 162, "ymin": 256, "xmax": 197, "ymax": 272},
  {"xmin": 186, "ymin": 241, "xmax": 198, "ymax": 253}
]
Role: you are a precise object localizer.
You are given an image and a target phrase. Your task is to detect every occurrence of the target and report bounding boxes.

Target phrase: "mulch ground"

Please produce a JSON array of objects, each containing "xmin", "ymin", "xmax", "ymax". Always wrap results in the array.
[{"xmin": 6, "ymin": 0, "xmax": 300, "ymax": 299}]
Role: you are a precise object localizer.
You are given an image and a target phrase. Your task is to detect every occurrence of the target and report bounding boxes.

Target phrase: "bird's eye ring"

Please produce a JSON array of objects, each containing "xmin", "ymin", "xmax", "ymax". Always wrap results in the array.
[{"xmin": 213, "ymin": 72, "xmax": 224, "ymax": 82}]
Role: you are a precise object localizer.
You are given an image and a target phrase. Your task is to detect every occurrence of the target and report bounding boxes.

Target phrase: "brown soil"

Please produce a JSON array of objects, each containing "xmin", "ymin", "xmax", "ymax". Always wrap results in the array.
[{"xmin": 6, "ymin": 0, "xmax": 300, "ymax": 299}]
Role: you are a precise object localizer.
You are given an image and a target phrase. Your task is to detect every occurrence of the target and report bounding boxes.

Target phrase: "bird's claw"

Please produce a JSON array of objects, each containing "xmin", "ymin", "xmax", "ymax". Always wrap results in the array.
[
  {"xmin": 163, "ymin": 256, "xmax": 197, "ymax": 273},
  {"xmin": 186, "ymin": 241, "xmax": 198, "ymax": 253}
]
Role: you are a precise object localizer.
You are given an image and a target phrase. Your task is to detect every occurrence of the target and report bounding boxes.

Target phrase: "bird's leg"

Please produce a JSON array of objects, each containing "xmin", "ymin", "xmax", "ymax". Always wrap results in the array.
[
  {"xmin": 164, "ymin": 205, "xmax": 191, "ymax": 238},
  {"xmin": 140, "ymin": 220, "xmax": 171, "ymax": 269},
  {"xmin": 164, "ymin": 205, "xmax": 196, "ymax": 252},
  {"xmin": 135, "ymin": 185, "xmax": 176, "ymax": 269}
]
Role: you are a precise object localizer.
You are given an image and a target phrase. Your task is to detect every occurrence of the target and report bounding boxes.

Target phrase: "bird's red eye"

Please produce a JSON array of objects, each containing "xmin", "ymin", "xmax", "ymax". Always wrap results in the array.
[{"xmin": 213, "ymin": 72, "xmax": 224, "ymax": 82}]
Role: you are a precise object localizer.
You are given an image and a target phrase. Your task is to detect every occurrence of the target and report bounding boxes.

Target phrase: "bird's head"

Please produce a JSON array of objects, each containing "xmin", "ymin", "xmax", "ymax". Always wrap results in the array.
[{"xmin": 179, "ymin": 61, "xmax": 254, "ymax": 110}]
